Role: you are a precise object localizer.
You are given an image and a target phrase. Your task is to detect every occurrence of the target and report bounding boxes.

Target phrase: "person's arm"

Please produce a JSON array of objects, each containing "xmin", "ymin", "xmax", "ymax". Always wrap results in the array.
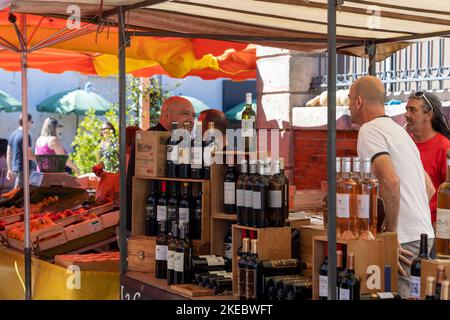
[
  {"xmin": 424, "ymin": 170, "xmax": 435, "ymax": 201},
  {"xmin": 51, "ymin": 138, "xmax": 80, "ymax": 176},
  {"xmin": 6, "ymin": 145, "xmax": 13, "ymax": 181}
]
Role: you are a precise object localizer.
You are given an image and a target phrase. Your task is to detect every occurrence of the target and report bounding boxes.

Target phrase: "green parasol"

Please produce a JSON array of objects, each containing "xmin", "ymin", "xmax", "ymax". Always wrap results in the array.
[
  {"xmin": 0, "ymin": 90, "xmax": 21, "ymax": 112},
  {"xmin": 224, "ymin": 99, "xmax": 256, "ymax": 120}
]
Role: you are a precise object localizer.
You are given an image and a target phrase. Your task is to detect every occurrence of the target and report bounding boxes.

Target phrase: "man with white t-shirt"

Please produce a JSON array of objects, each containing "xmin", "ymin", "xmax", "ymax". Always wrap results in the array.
[{"xmin": 348, "ymin": 76, "xmax": 435, "ymax": 298}]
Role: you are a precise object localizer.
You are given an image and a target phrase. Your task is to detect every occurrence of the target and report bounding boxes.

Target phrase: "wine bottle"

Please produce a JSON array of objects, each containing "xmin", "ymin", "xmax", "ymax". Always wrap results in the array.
[
  {"xmin": 211, "ymin": 277, "xmax": 233, "ymax": 294},
  {"xmin": 167, "ymin": 121, "xmax": 180, "ymax": 178},
  {"xmin": 435, "ymin": 265, "xmax": 447, "ymax": 300},
  {"xmin": 246, "ymin": 239, "xmax": 259, "ymax": 300},
  {"xmin": 167, "ymin": 221, "xmax": 179, "ymax": 285},
  {"xmin": 192, "ymin": 191, "xmax": 202, "ymax": 240},
  {"xmin": 224, "ymin": 222, "xmax": 233, "ymax": 261},
  {"xmin": 156, "ymin": 181, "xmax": 168, "ymax": 229},
  {"xmin": 319, "ymin": 250, "xmax": 328, "ymax": 300},
  {"xmin": 155, "ymin": 221, "xmax": 168, "ymax": 279},
  {"xmin": 244, "ymin": 160, "xmax": 258, "ymax": 227},
  {"xmin": 193, "ymin": 270, "xmax": 226, "ymax": 285},
  {"xmin": 425, "ymin": 276, "xmax": 436, "ymax": 300},
  {"xmin": 284, "ymin": 278, "xmax": 313, "ymax": 301},
  {"xmin": 241, "ymin": 92, "xmax": 256, "ymax": 154},
  {"xmin": 178, "ymin": 122, "xmax": 192, "ymax": 179},
  {"xmin": 238, "ymin": 238, "xmax": 250, "ymax": 300},
  {"xmin": 191, "ymin": 255, "xmax": 228, "ymax": 274},
  {"xmin": 265, "ymin": 275, "xmax": 304, "ymax": 300},
  {"xmin": 437, "ymin": 149, "xmax": 450, "ymax": 257},
  {"xmin": 336, "ymin": 250, "xmax": 345, "ymax": 299},
  {"xmin": 252, "ymin": 159, "xmax": 269, "ymax": 228},
  {"xmin": 174, "ymin": 223, "xmax": 192, "ymax": 284},
  {"xmin": 178, "ymin": 182, "xmax": 191, "ymax": 227},
  {"xmin": 440, "ymin": 280, "xmax": 449, "ymax": 300},
  {"xmin": 203, "ymin": 122, "xmax": 217, "ymax": 179},
  {"xmin": 167, "ymin": 181, "xmax": 179, "ymax": 228},
  {"xmin": 279, "ymin": 158, "xmax": 289, "ymax": 221},
  {"xmin": 191, "ymin": 121, "xmax": 203, "ymax": 179},
  {"xmin": 269, "ymin": 159, "xmax": 285, "ymax": 227},
  {"xmin": 337, "ymin": 157, "xmax": 358, "ymax": 241},
  {"xmin": 145, "ymin": 181, "xmax": 158, "ymax": 236},
  {"xmin": 339, "ymin": 252, "xmax": 360, "ymax": 300},
  {"xmin": 275, "ymin": 277, "xmax": 308, "ymax": 300},
  {"xmin": 224, "ymin": 163, "xmax": 237, "ymax": 214},
  {"xmin": 410, "ymin": 233, "xmax": 431, "ymax": 299},
  {"xmin": 358, "ymin": 157, "xmax": 378, "ymax": 240},
  {"xmin": 236, "ymin": 160, "xmax": 249, "ymax": 225}
]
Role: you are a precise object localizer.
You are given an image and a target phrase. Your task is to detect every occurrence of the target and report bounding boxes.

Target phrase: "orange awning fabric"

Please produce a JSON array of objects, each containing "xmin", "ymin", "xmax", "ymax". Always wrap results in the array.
[{"xmin": 0, "ymin": 10, "xmax": 256, "ymax": 80}]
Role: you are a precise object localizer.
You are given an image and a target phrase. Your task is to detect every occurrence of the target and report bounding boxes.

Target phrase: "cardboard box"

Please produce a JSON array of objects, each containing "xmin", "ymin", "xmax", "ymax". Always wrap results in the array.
[
  {"xmin": 135, "ymin": 131, "xmax": 171, "ymax": 178},
  {"xmin": 420, "ymin": 259, "xmax": 450, "ymax": 299}
]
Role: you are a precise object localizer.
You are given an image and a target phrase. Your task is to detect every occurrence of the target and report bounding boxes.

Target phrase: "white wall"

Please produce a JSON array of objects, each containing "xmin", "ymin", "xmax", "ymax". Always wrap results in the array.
[
  {"xmin": 0, "ymin": 69, "xmax": 118, "ymax": 151},
  {"xmin": 161, "ymin": 75, "xmax": 223, "ymax": 110}
]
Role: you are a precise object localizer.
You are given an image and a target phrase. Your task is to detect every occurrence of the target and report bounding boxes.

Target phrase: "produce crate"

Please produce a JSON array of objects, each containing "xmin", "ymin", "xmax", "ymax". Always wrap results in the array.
[
  {"xmin": 55, "ymin": 252, "xmax": 119, "ymax": 272},
  {"xmin": 64, "ymin": 218, "xmax": 103, "ymax": 241},
  {"xmin": 312, "ymin": 232, "xmax": 398, "ymax": 299},
  {"xmin": 231, "ymin": 224, "xmax": 292, "ymax": 296},
  {"xmin": 99, "ymin": 210, "xmax": 119, "ymax": 228},
  {"xmin": 6, "ymin": 224, "xmax": 67, "ymax": 251}
]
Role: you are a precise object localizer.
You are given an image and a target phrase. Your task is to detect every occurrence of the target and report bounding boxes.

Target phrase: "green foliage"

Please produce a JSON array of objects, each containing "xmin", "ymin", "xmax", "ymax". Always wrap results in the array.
[{"xmin": 70, "ymin": 76, "xmax": 178, "ymax": 174}]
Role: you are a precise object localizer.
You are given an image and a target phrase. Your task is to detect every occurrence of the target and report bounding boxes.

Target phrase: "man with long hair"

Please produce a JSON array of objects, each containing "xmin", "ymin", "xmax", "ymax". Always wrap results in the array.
[{"xmin": 405, "ymin": 91, "xmax": 450, "ymax": 229}]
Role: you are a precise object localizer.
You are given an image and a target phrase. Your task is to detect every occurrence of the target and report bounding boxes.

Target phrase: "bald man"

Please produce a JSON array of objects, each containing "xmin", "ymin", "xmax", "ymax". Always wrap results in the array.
[
  {"xmin": 126, "ymin": 96, "xmax": 195, "ymax": 232},
  {"xmin": 349, "ymin": 76, "xmax": 435, "ymax": 299}
]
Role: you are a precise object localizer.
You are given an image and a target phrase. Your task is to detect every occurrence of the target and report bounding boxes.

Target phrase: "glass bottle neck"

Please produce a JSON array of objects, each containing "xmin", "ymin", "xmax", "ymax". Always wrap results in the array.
[{"xmin": 420, "ymin": 234, "xmax": 428, "ymax": 256}]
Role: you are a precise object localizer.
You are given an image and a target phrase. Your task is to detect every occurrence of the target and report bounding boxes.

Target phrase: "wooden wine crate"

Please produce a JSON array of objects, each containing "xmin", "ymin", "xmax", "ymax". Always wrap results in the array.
[
  {"xmin": 231, "ymin": 224, "xmax": 292, "ymax": 296},
  {"xmin": 132, "ymin": 176, "xmax": 210, "ymax": 248},
  {"xmin": 312, "ymin": 232, "xmax": 398, "ymax": 299},
  {"xmin": 298, "ymin": 224, "xmax": 327, "ymax": 277},
  {"xmin": 420, "ymin": 259, "xmax": 450, "ymax": 300}
]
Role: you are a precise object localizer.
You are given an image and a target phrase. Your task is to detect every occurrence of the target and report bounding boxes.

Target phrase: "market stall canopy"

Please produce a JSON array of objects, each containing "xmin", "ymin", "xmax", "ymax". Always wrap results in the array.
[
  {"xmin": 9, "ymin": 0, "xmax": 450, "ymax": 60},
  {"xmin": 36, "ymin": 83, "xmax": 111, "ymax": 115},
  {"xmin": 0, "ymin": 90, "xmax": 21, "ymax": 112},
  {"xmin": 0, "ymin": 9, "xmax": 256, "ymax": 79}
]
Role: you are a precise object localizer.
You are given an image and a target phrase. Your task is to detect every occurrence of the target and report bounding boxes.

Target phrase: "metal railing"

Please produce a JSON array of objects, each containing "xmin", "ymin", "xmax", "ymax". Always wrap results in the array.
[{"xmin": 315, "ymin": 38, "xmax": 450, "ymax": 92}]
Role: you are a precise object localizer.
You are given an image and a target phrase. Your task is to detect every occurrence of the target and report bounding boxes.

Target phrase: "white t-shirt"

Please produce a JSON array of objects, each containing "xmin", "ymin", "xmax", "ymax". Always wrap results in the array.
[{"xmin": 357, "ymin": 116, "xmax": 435, "ymax": 244}]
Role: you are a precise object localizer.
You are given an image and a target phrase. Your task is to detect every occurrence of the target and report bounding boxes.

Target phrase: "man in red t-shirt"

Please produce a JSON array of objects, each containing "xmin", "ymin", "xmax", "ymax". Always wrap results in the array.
[{"xmin": 405, "ymin": 91, "xmax": 450, "ymax": 228}]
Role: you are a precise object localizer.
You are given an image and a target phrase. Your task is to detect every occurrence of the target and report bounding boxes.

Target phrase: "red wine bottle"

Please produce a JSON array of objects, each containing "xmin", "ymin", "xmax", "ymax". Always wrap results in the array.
[
  {"xmin": 155, "ymin": 221, "xmax": 168, "ymax": 279},
  {"xmin": 410, "ymin": 233, "xmax": 430, "ymax": 299}
]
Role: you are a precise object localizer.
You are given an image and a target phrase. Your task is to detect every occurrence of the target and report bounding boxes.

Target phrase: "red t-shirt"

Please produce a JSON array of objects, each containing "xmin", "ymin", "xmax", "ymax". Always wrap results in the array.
[{"xmin": 415, "ymin": 133, "xmax": 450, "ymax": 223}]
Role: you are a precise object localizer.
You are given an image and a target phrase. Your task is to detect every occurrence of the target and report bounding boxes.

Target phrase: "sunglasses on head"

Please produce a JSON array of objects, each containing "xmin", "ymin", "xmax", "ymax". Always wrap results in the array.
[{"xmin": 414, "ymin": 91, "xmax": 434, "ymax": 112}]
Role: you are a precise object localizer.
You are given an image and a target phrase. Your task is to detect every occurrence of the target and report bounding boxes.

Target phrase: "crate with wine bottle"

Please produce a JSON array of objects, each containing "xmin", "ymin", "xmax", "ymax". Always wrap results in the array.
[
  {"xmin": 312, "ymin": 232, "xmax": 398, "ymax": 300},
  {"xmin": 419, "ymin": 259, "xmax": 450, "ymax": 300}
]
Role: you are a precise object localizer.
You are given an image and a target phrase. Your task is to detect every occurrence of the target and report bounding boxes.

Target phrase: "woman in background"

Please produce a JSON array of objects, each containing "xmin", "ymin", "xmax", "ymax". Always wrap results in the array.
[
  {"xmin": 0, "ymin": 139, "xmax": 8, "ymax": 187},
  {"xmin": 98, "ymin": 121, "xmax": 119, "ymax": 172},
  {"xmin": 35, "ymin": 117, "xmax": 80, "ymax": 175}
]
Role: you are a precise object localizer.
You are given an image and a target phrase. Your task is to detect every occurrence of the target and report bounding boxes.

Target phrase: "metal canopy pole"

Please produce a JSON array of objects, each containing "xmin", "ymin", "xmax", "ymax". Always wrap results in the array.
[
  {"xmin": 366, "ymin": 41, "xmax": 377, "ymax": 76},
  {"xmin": 118, "ymin": 7, "xmax": 128, "ymax": 276},
  {"xmin": 327, "ymin": 0, "xmax": 337, "ymax": 301}
]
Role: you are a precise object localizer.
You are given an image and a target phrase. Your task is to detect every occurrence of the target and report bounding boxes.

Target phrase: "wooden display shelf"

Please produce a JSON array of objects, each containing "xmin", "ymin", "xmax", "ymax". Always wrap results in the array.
[
  {"xmin": 211, "ymin": 213, "xmax": 237, "ymax": 220},
  {"xmin": 312, "ymin": 232, "xmax": 398, "ymax": 300},
  {"xmin": 231, "ymin": 224, "xmax": 292, "ymax": 296},
  {"xmin": 135, "ymin": 176, "xmax": 209, "ymax": 183},
  {"xmin": 124, "ymin": 271, "xmax": 238, "ymax": 300}
]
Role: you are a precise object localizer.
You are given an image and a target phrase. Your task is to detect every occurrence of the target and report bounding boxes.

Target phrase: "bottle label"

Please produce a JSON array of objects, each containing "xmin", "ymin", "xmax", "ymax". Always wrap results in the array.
[
  {"xmin": 167, "ymin": 206, "xmax": 177, "ymax": 220},
  {"xmin": 357, "ymin": 194, "xmax": 370, "ymax": 219},
  {"xmin": 174, "ymin": 252, "xmax": 184, "ymax": 272},
  {"xmin": 204, "ymin": 255, "xmax": 225, "ymax": 266},
  {"xmin": 238, "ymin": 267, "xmax": 246, "ymax": 297},
  {"xmin": 337, "ymin": 193, "xmax": 350, "ymax": 218},
  {"xmin": 157, "ymin": 206, "xmax": 167, "ymax": 221},
  {"xmin": 191, "ymin": 146, "xmax": 203, "ymax": 168},
  {"xmin": 224, "ymin": 242, "xmax": 232, "ymax": 259},
  {"xmin": 203, "ymin": 145, "xmax": 214, "ymax": 166},
  {"xmin": 167, "ymin": 145, "xmax": 178, "ymax": 162},
  {"xmin": 242, "ymin": 119, "xmax": 255, "ymax": 137},
  {"xmin": 436, "ymin": 208, "xmax": 450, "ymax": 239},
  {"xmin": 178, "ymin": 146, "xmax": 190, "ymax": 164},
  {"xmin": 319, "ymin": 275, "xmax": 328, "ymax": 298},
  {"xmin": 410, "ymin": 276, "xmax": 421, "ymax": 299},
  {"xmin": 155, "ymin": 245, "xmax": 168, "ymax": 261},
  {"xmin": 253, "ymin": 191, "xmax": 262, "ymax": 209},
  {"xmin": 245, "ymin": 190, "xmax": 253, "ymax": 208},
  {"xmin": 245, "ymin": 268, "xmax": 257, "ymax": 299},
  {"xmin": 224, "ymin": 182, "xmax": 236, "ymax": 205},
  {"xmin": 167, "ymin": 250, "xmax": 175, "ymax": 270},
  {"xmin": 146, "ymin": 205, "xmax": 155, "ymax": 218},
  {"xmin": 339, "ymin": 288, "xmax": 350, "ymax": 300},
  {"xmin": 269, "ymin": 190, "xmax": 282, "ymax": 208},
  {"xmin": 377, "ymin": 292, "xmax": 395, "ymax": 299},
  {"xmin": 236, "ymin": 189, "xmax": 245, "ymax": 206},
  {"xmin": 179, "ymin": 208, "xmax": 190, "ymax": 225}
]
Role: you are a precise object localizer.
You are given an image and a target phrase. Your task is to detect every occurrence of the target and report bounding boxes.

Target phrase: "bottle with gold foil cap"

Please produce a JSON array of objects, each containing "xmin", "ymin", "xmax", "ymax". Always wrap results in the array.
[
  {"xmin": 441, "ymin": 280, "xmax": 449, "ymax": 300},
  {"xmin": 425, "ymin": 276, "xmax": 436, "ymax": 300}
]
